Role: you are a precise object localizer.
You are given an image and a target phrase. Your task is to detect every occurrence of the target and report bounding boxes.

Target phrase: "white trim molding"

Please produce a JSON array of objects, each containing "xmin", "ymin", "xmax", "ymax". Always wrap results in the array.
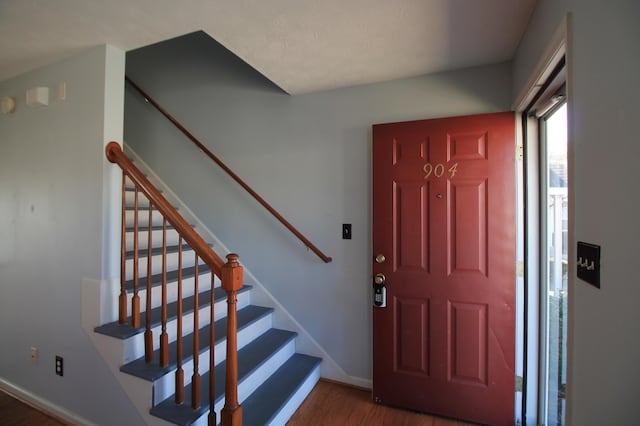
[{"xmin": 513, "ymin": 15, "xmax": 569, "ymax": 112}]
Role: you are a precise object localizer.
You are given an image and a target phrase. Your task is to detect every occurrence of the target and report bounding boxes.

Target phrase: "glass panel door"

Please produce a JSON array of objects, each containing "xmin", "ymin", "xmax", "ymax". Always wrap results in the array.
[{"xmin": 542, "ymin": 102, "xmax": 568, "ymax": 425}]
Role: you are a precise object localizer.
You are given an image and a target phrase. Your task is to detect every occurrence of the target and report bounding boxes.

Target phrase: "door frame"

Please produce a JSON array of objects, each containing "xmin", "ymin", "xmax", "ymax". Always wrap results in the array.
[{"xmin": 512, "ymin": 14, "xmax": 572, "ymax": 426}]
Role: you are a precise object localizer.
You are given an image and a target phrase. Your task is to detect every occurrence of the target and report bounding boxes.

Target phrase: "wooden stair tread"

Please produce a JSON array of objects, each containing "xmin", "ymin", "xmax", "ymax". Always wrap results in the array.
[
  {"xmin": 93, "ymin": 285, "xmax": 251, "ymax": 339},
  {"xmin": 242, "ymin": 354, "xmax": 322, "ymax": 426},
  {"xmin": 124, "ymin": 243, "xmax": 206, "ymax": 260},
  {"xmin": 124, "ymin": 263, "xmax": 211, "ymax": 293},
  {"xmin": 149, "ymin": 330, "xmax": 306, "ymax": 426},
  {"xmin": 120, "ymin": 305, "xmax": 274, "ymax": 381}
]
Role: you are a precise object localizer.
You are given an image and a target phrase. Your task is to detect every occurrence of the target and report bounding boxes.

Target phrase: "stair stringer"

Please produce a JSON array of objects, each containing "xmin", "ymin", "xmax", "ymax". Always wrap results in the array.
[{"xmin": 124, "ymin": 144, "xmax": 371, "ymax": 390}]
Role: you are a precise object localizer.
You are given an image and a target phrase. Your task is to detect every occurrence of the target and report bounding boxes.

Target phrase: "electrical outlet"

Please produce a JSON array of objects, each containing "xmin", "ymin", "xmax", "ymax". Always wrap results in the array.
[
  {"xmin": 31, "ymin": 347, "xmax": 38, "ymax": 364},
  {"xmin": 55, "ymin": 356, "xmax": 63, "ymax": 376}
]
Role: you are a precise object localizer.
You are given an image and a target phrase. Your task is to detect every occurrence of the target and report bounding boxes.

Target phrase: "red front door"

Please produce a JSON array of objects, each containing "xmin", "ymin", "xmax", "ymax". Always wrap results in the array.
[{"xmin": 372, "ymin": 112, "xmax": 516, "ymax": 425}]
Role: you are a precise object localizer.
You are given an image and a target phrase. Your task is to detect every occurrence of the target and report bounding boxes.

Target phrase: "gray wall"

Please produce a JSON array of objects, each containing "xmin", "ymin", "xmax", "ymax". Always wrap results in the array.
[
  {"xmin": 125, "ymin": 32, "xmax": 512, "ymax": 380},
  {"xmin": 513, "ymin": 0, "xmax": 640, "ymax": 424},
  {"xmin": 0, "ymin": 46, "xmax": 142, "ymax": 424}
]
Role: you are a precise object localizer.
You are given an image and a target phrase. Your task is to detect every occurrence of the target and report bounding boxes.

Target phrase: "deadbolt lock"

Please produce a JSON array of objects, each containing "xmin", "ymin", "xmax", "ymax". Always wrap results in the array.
[{"xmin": 375, "ymin": 254, "xmax": 386, "ymax": 264}]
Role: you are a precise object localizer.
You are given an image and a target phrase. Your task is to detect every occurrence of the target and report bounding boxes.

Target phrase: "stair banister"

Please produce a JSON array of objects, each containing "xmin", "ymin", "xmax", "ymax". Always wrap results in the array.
[
  {"xmin": 132, "ymin": 187, "xmax": 141, "ymax": 328},
  {"xmin": 175, "ymin": 236, "xmax": 184, "ymax": 404},
  {"xmin": 119, "ymin": 178, "xmax": 127, "ymax": 324},
  {"xmin": 107, "ymin": 142, "xmax": 225, "ymax": 273},
  {"xmin": 192, "ymin": 259, "xmax": 201, "ymax": 409},
  {"xmin": 144, "ymin": 206, "xmax": 154, "ymax": 362},
  {"xmin": 124, "ymin": 76, "xmax": 332, "ymax": 264},
  {"xmin": 208, "ymin": 272, "xmax": 216, "ymax": 425},
  {"xmin": 160, "ymin": 218, "xmax": 169, "ymax": 368},
  {"xmin": 106, "ymin": 141, "xmax": 242, "ymax": 425},
  {"xmin": 221, "ymin": 254, "xmax": 243, "ymax": 425}
]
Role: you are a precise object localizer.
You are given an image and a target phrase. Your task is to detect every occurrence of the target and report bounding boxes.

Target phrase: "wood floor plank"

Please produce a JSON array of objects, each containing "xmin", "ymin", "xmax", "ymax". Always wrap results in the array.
[
  {"xmin": 0, "ymin": 391, "xmax": 67, "ymax": 425},
  {"xmin": 1, "ymin": 379, "xmax": 481, "ymax": 425},
  {"xmin": 288, "ymin": 380, "xmax": 479, "ymax": 426}
]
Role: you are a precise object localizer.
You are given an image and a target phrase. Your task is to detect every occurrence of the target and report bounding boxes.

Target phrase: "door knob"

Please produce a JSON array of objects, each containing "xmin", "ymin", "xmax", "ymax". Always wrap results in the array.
[
  {"xmin": 375, "ymin": 254, "xmax": 386, "ymax": 264},
  {"xmin": 374, "ymin": 273, "xmax": 386, "ymax": 285}
]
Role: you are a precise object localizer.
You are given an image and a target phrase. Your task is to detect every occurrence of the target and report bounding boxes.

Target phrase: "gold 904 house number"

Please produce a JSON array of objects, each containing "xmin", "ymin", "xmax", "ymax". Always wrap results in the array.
[{"xmin": 423, "ymin": 162, "xmax": 458, "ymax": 179}]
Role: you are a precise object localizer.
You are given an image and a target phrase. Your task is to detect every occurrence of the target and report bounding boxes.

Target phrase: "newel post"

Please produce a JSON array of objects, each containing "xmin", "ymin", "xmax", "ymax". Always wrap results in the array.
[{"xmin": 220, "ymin": 254, "xmax": 243, "ymax": 426}]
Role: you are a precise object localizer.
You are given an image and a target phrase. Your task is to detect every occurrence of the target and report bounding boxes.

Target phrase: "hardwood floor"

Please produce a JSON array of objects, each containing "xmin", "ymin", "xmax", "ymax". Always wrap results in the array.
[
  {"xmin": 0, "ymin": 390, "xmax": 67, "ymax": 425},
  {"xmin": 1, "ymin": 381, "xmax": 479, "ymax": 425},
  {"xmin": 288, "ymin": 380, "xmax": 479, "ymax": 426}
]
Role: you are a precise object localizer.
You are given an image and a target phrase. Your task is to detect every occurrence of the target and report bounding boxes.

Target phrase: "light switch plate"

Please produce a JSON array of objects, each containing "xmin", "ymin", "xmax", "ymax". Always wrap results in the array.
[
  {"xmin": 342, "ymin": 224, "xmax": 352, "ymax": 239},
  {"xmin": 577, "ymin": 241, "xmax": 600, "ymax": 288}
]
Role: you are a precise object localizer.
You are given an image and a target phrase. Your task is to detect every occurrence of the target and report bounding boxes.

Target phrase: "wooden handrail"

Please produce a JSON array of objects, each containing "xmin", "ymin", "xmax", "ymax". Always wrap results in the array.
[
  {"xmin": 125, "ymin": 76, "xmax": 332, "ymax": 264},
  {"xmin": 106, "ymin": 141, "xmax": 225, "ymax": 274}
]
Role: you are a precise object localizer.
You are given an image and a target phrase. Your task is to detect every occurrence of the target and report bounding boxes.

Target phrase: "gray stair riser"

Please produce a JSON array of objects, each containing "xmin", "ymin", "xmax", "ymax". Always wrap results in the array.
[
  {"xmin": 122, "ymin": 291, "xmax": 251, "ymax": 363},
  {"xmin": 152, "ymin": 314, "xmax": 276, "ymax": 406}
]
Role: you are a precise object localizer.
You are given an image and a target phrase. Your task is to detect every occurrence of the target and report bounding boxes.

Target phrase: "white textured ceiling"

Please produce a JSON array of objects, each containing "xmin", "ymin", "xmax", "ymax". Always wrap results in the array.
[{"xmin": 0, "ymin": 0, "xmax": 536, "ymax": 94}]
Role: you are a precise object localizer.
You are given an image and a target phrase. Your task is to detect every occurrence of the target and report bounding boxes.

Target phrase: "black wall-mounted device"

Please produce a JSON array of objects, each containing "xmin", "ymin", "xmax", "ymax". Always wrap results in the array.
[
  {"xmin": 577, "ymin": 241, "xmax": 601, "ymax": 288},
  {"xmin": 342, "ymin": 224, "xmax": 352, "ymax": 239}
]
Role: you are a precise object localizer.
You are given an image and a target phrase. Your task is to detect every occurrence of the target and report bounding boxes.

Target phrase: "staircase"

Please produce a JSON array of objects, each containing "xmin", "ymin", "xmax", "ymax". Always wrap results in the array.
[{"xmin": 94, "ymin": 144, "xmax": 321, "ymax": 425}]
